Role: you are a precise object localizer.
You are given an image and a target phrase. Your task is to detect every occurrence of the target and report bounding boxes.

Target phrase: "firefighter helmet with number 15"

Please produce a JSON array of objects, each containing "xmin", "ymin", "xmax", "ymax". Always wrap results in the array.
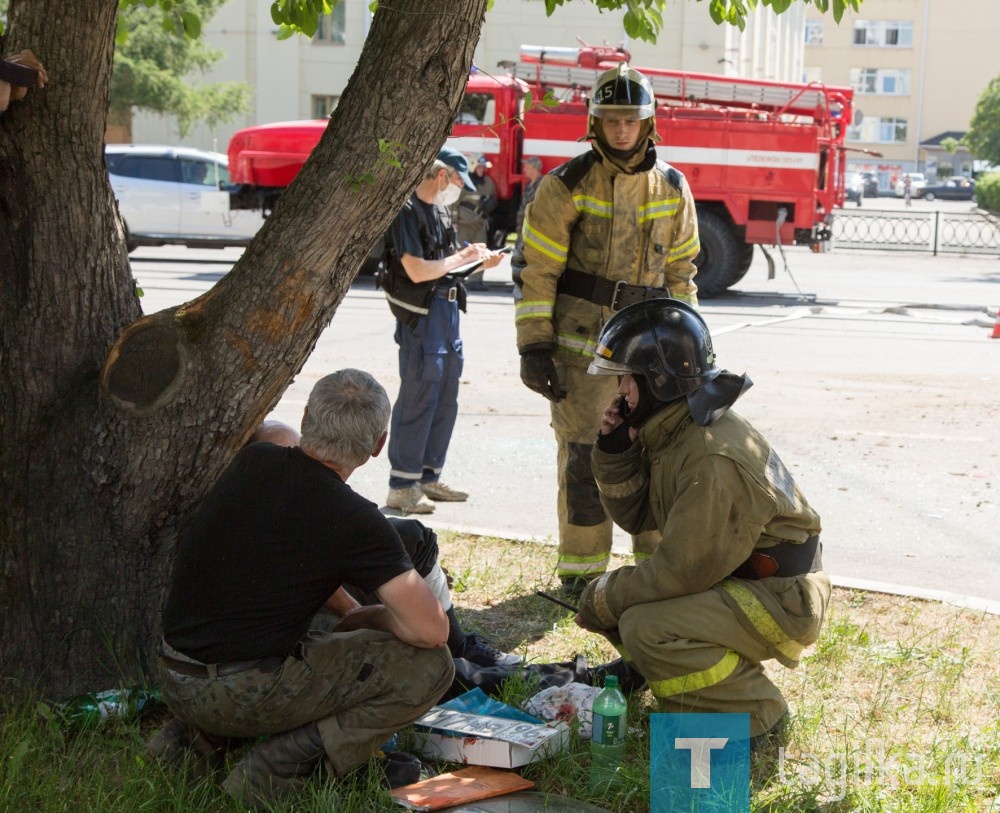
[
  {"xmin": 588, "ymin": 299, "xmax": 752, "ymax": 426},
  {"xmin": 588, "ymin": 63, "xmax": 656, "ymax": 120}
]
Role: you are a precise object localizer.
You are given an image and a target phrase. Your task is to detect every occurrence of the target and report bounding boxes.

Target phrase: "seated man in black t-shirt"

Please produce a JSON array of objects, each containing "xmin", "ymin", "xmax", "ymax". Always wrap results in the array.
[
  {"xmin": 149, "ymin": 370, "xmax": 455, "ymax": 810},
  {"xmin": 252, "ymin": 419, "xmax": 521, "ymax": 670}
]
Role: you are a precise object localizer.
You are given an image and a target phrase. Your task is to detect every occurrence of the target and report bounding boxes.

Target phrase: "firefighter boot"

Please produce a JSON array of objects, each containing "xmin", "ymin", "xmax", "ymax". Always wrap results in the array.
[{"xmin": 222, "ymin": 722, "xmax": 326, "ymax": 811}]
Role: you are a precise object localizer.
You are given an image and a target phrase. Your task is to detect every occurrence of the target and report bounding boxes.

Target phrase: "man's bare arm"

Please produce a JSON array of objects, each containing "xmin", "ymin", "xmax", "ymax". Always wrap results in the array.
[{"xmin": 374, "ymin": 569, "xmax": 449, "ymax": 648}]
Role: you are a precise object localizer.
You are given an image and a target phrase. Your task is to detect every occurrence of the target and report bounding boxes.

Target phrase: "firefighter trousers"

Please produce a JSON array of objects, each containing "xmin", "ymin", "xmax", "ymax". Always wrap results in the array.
[
  {"xmin": 550, "ymin": 364, "xmax": 658, "ymax": 579},
  {"xmin": 618, "ymin": 581, "xmax": 804, "ymax": 738}
]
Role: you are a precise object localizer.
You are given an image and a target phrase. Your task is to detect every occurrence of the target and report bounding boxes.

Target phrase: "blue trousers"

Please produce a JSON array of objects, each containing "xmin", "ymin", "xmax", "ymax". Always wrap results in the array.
[{"xmin": 388, "ymin": 293, "xmax": 463, "ymax": 489}]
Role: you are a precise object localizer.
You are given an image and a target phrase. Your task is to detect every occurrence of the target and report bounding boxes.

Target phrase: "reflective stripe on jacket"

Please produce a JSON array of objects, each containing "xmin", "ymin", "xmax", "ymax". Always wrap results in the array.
[{"xmin": 515, "ymin": 144, "xmax": 700, "ymax": 363}]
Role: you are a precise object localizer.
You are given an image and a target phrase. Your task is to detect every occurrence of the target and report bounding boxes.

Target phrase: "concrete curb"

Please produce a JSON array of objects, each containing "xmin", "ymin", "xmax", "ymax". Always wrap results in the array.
[{"xmin": 429, "ymin": 521, "xmax": 1000, "ymax": 617}]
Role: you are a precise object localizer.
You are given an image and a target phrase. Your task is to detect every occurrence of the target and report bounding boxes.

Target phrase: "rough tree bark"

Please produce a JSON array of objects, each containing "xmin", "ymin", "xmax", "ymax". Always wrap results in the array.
[{"xmin": 0, "ymin": 0, "xmax": 487, "ymax": 699}]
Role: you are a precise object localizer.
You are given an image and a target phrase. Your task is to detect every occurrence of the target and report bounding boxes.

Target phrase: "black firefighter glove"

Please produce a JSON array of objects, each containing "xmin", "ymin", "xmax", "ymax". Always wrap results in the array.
[{"xmin": 520, "ymin": 348, "xmax": 565, "ymax": 402}]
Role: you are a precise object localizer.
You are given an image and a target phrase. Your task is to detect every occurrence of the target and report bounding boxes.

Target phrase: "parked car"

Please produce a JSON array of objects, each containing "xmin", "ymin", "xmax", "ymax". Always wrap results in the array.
[
  {"xmin": 845, "ymin": 173, "xmax": 864, "ymax": 206},
  {"xmin": 860, "ymin": 171, "xmax": 879, "ymax": 197},
  {"xmin": 894, "ymin": 172, "xmax": 927, "ymax": 198},
  {"xmin": 105, "ymin": 145, "xmax": 265, "ymax": 252},
  {"xmin": 921, "ymin": 176, "xmax": 976, "ymax": 202}
]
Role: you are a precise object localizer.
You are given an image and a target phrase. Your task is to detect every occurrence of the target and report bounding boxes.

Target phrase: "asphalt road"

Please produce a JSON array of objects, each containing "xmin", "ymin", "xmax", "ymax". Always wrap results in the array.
[{"xmin": 133, "ymin": 228, "xmax": 1000, "ymax": 609}]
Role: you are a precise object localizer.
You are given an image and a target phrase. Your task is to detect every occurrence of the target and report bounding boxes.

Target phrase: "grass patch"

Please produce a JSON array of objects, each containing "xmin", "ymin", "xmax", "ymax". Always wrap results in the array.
[{"xmin": 2, "ymin": 532, "xmax": 998, "ymax": 812}]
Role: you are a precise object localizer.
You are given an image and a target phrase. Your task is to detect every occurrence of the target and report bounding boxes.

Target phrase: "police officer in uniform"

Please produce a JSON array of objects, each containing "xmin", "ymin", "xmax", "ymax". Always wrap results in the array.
[
  {"xmin": 381, "ymin": 148, "xmax": 502, "ymax": 514},
  {"xmin": 513, "ymin": 63, "xmax": 701, "ymax": 595},
  {"xmin": 577, "ymin": 299, "xmax": 829, "ymax": 742}
]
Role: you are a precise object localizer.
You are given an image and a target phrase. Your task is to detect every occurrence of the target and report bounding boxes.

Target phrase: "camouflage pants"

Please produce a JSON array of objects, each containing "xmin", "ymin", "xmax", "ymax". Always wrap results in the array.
[{"xmin": 160, "ymin": 630, "xmax": 454, "ymax": 776}]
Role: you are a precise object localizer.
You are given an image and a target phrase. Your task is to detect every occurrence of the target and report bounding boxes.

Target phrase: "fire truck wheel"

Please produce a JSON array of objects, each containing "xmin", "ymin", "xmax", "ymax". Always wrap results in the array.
[
  {"xmin": 732, "ymin": 243, "xmax": 754, "ymax": 284},
  {"xmin": 693, "ymin": 209, "xmax": 744, "ymax": 298}
]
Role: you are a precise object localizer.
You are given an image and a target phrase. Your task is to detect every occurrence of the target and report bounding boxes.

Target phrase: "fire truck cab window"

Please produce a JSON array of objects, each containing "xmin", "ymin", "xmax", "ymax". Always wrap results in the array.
[{"xmin": 456, "ymin": 93, "xmax": 495, "ymax": 126}]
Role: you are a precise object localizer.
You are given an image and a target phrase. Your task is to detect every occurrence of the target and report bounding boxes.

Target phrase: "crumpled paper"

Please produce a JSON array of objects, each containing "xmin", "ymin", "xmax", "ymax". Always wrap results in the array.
[{"xmin": 524, "ymin": 683, "xmax": 602, "ymax": 739}]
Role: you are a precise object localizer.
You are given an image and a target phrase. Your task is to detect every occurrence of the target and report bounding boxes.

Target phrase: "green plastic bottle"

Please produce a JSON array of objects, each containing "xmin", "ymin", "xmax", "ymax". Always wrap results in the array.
[
  {"xmin": 590, "ymin": 674, "xmax": 627, "ymax": 787},
  {"xmin": 56, "ymin": 688, "xmax": 163, "ymax": 727}
]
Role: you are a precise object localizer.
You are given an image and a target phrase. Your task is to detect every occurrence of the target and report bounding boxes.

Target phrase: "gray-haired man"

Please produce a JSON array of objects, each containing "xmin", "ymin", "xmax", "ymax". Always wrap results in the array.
[{"xmin": 151, "ymin": 369, "xmax": 455, "ymax": 809}]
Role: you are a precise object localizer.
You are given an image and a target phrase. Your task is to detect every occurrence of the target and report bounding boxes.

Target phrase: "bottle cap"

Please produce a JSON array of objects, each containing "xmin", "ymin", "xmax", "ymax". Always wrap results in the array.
[{"xmin": 604, "ymin": 674, "xmax": 619, "ymax": 689}]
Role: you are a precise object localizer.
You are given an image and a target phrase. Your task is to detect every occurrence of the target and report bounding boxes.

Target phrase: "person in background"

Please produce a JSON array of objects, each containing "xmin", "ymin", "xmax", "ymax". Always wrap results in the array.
[
  {"xmin": 471, "ymin": 154, "xmax": 501, "ymax": 248},
  {"xmin": 454, "ymin": 154, "xmax": 496, "ymax": 248},
  {"xmin": 512, "ymin": 63, "xmax": 700, "ymax": 598},
  {"xmin": 379, "ymin": 147, "xmax": 503, "ymax": 515},
  {"xmin": 149, "ymin": 370, "xmax": 455, "ymax": 809},
  {"xmin": 515, "ymin": 156, "xmax": 544, "ymax": 239},
  {"xmin": 578, "ymin": 299, "xmax": 828, "ymax": 748}
]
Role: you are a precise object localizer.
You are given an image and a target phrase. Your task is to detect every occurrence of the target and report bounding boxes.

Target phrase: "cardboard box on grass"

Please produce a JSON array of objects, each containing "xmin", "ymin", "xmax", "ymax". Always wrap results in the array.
[{"xmin": 412, "ymin": 706, "xmax": 570, "ymax": 769}]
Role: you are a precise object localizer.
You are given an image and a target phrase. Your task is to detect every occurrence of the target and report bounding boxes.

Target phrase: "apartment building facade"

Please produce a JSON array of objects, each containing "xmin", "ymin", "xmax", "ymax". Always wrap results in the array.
[
  {"xmin": 130, "ymin": 0, "xmax": 806, "ymax": 152},
  {"xmin": 804, "ymin": 0, "xmax": 998, "ymax": 191}
]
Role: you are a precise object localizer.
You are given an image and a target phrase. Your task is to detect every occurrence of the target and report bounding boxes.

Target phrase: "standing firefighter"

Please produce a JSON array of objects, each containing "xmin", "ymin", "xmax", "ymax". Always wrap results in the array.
[
  {"xmin": 577, "ymin": 299, "xmax": 829, "ymax": 742},
  {"xmin": 513, "ymin": 63, "xmax": 700, "ymax": 596}
]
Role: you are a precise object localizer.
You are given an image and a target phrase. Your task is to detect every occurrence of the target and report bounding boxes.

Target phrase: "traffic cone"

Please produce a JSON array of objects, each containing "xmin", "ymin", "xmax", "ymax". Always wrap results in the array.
[{"xmin": 992, "ymin": 308, "xmax": 1000, "ymax": 339}]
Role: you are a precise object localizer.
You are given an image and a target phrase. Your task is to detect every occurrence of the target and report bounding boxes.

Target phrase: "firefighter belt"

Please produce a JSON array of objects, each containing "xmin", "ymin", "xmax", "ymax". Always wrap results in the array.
[
  {"xmin": 558, "ymin": 267, "xmax": 672, "ymax": 311},
  {"xmin": 731, "ymin": 536, "xmax": 822, "ymax": 580}
]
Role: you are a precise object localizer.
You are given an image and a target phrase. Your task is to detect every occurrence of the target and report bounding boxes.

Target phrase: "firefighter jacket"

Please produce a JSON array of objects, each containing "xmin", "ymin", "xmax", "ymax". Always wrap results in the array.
[
  {"xmin": 580, "ymin": 398, "xmax": 828, "ymax": 668},
  {"xmin": 514, "ymin": 142, "xmax": 700, "ymax": 365}
]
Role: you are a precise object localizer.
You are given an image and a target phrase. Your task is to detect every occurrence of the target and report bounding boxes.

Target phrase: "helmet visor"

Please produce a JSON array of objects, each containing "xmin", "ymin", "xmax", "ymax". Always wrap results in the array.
[{"xmin": 587, "ymin": 356, "xmax": 635, "ymax": 376}]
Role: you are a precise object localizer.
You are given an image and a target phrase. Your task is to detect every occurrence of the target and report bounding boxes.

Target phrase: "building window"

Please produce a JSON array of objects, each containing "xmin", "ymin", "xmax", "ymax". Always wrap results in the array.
[
  {"xmin": 804, "ymin": 19, "xmax": 823, "ymax": 46},
  {"xmin": 847, "ymin": 116, "xmax": 908, "ymax": 144},
  {"xmin": 315, "ymin": 4, "xmax": 346, "ymax": 44},
  {"xmin": 312, "ymin": 95, "xmax": 339, "ymax": 118},
  {"xmin": 849, "ymin": 68, "xmax": 911, "ymax": 96},
  {"xmin": 802, "ymin": 66, "xmax": 822, "ymax": 84},
  {"xmin": 852, "ymin": 20, "xmax": 913, "ymax": 48}
]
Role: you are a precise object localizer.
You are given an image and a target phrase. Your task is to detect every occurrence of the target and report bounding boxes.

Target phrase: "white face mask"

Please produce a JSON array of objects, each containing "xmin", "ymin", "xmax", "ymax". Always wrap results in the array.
[{"xmin": 436, "ymin": 180, "xmax": 462, "ymax": 209}]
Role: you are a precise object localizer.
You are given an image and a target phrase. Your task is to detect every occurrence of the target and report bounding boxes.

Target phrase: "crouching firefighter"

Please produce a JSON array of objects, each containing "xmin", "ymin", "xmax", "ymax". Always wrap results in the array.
[
  {"xmin": 574, "ymin": 298, "xmax": 829, "ymax": 744},
  {"xmin": 377, "ymin": 147, "xmax": 502, "ymax": 515}
]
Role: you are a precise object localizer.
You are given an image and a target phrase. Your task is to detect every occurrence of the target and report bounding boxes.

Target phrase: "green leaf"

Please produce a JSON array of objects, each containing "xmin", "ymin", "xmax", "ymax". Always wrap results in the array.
[
  {"xmin": 181, "ymin": 10, "xmax": 201, "ymax": 39},
  {"xmin": 271, "ymin": 2, "xmax": 284, "ymax": 25}
]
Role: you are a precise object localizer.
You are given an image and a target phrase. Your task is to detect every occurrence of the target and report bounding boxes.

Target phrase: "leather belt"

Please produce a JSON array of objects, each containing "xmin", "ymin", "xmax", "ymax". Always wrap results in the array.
[
  {"xmin": 558, "ymin": 267, "xmax": 671, "ymax": 311},
  {"xmin": 436, "ymin": 284, "xmax": 458, "ymax": 302},
  {"xmin": 160, "ymin": 653, "xmax": 286, "ymax": 679},
  {"xmin": 731, "ymin": 536, "xmax": 822, "ymax": 580}
]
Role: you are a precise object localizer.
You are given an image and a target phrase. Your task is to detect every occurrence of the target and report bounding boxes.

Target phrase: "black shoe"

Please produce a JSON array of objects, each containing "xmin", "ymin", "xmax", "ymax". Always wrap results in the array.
[
  {"xmin": 588, "ymin": 657, "xmax": 648, "ymax": 695},
  {"xmin": 750, "ymin": 712, "xmax": 789, "ymax": 754},
  {"xmin": 362, "ymin": 751, "xmax": 422, "ymax": 789},
  {"xmin": 560, "ymin": 576, "xmax": 593, "ymax": 601},
  {"xmin": 459, "ymin": 632, "xmax": 522, "ymax": 668}
]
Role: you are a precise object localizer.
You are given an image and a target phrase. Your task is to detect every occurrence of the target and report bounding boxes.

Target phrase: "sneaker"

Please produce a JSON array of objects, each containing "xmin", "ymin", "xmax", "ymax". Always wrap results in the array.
[
  {"xmin": 386, "ymin": 485, "xmax": 435, "ymax": 514},
  {"xmin": 459, "ymin": 632, "xmax": 523, "ymax": 668},
  {"xmin": 420, "ymin": 481, "xmax": 468, "ymax": 502}
]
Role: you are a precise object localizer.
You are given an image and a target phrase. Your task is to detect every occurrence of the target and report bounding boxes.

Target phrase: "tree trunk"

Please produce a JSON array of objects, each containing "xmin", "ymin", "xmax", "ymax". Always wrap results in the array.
[{"xmin": 0, "ymin": 0, "xmax": 486, "ymax": 699}]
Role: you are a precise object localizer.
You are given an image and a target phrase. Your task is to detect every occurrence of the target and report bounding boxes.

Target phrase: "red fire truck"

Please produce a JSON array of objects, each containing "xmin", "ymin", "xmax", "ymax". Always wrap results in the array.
[{"xmin": 227, "ymin": 43, "xmax": 855, "ymax": 296}]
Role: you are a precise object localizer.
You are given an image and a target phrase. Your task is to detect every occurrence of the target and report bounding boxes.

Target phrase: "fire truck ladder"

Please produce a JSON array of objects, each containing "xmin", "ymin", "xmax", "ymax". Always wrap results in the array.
[{"xmin": 518, "ymin": 62, "xmax": 845, "ymax": 122}]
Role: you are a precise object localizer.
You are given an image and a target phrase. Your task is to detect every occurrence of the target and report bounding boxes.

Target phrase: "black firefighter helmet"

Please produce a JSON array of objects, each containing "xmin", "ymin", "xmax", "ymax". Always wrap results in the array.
[{"xmin": 587, "ymin": 298, "xmax": 752, "ymax": 426}]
